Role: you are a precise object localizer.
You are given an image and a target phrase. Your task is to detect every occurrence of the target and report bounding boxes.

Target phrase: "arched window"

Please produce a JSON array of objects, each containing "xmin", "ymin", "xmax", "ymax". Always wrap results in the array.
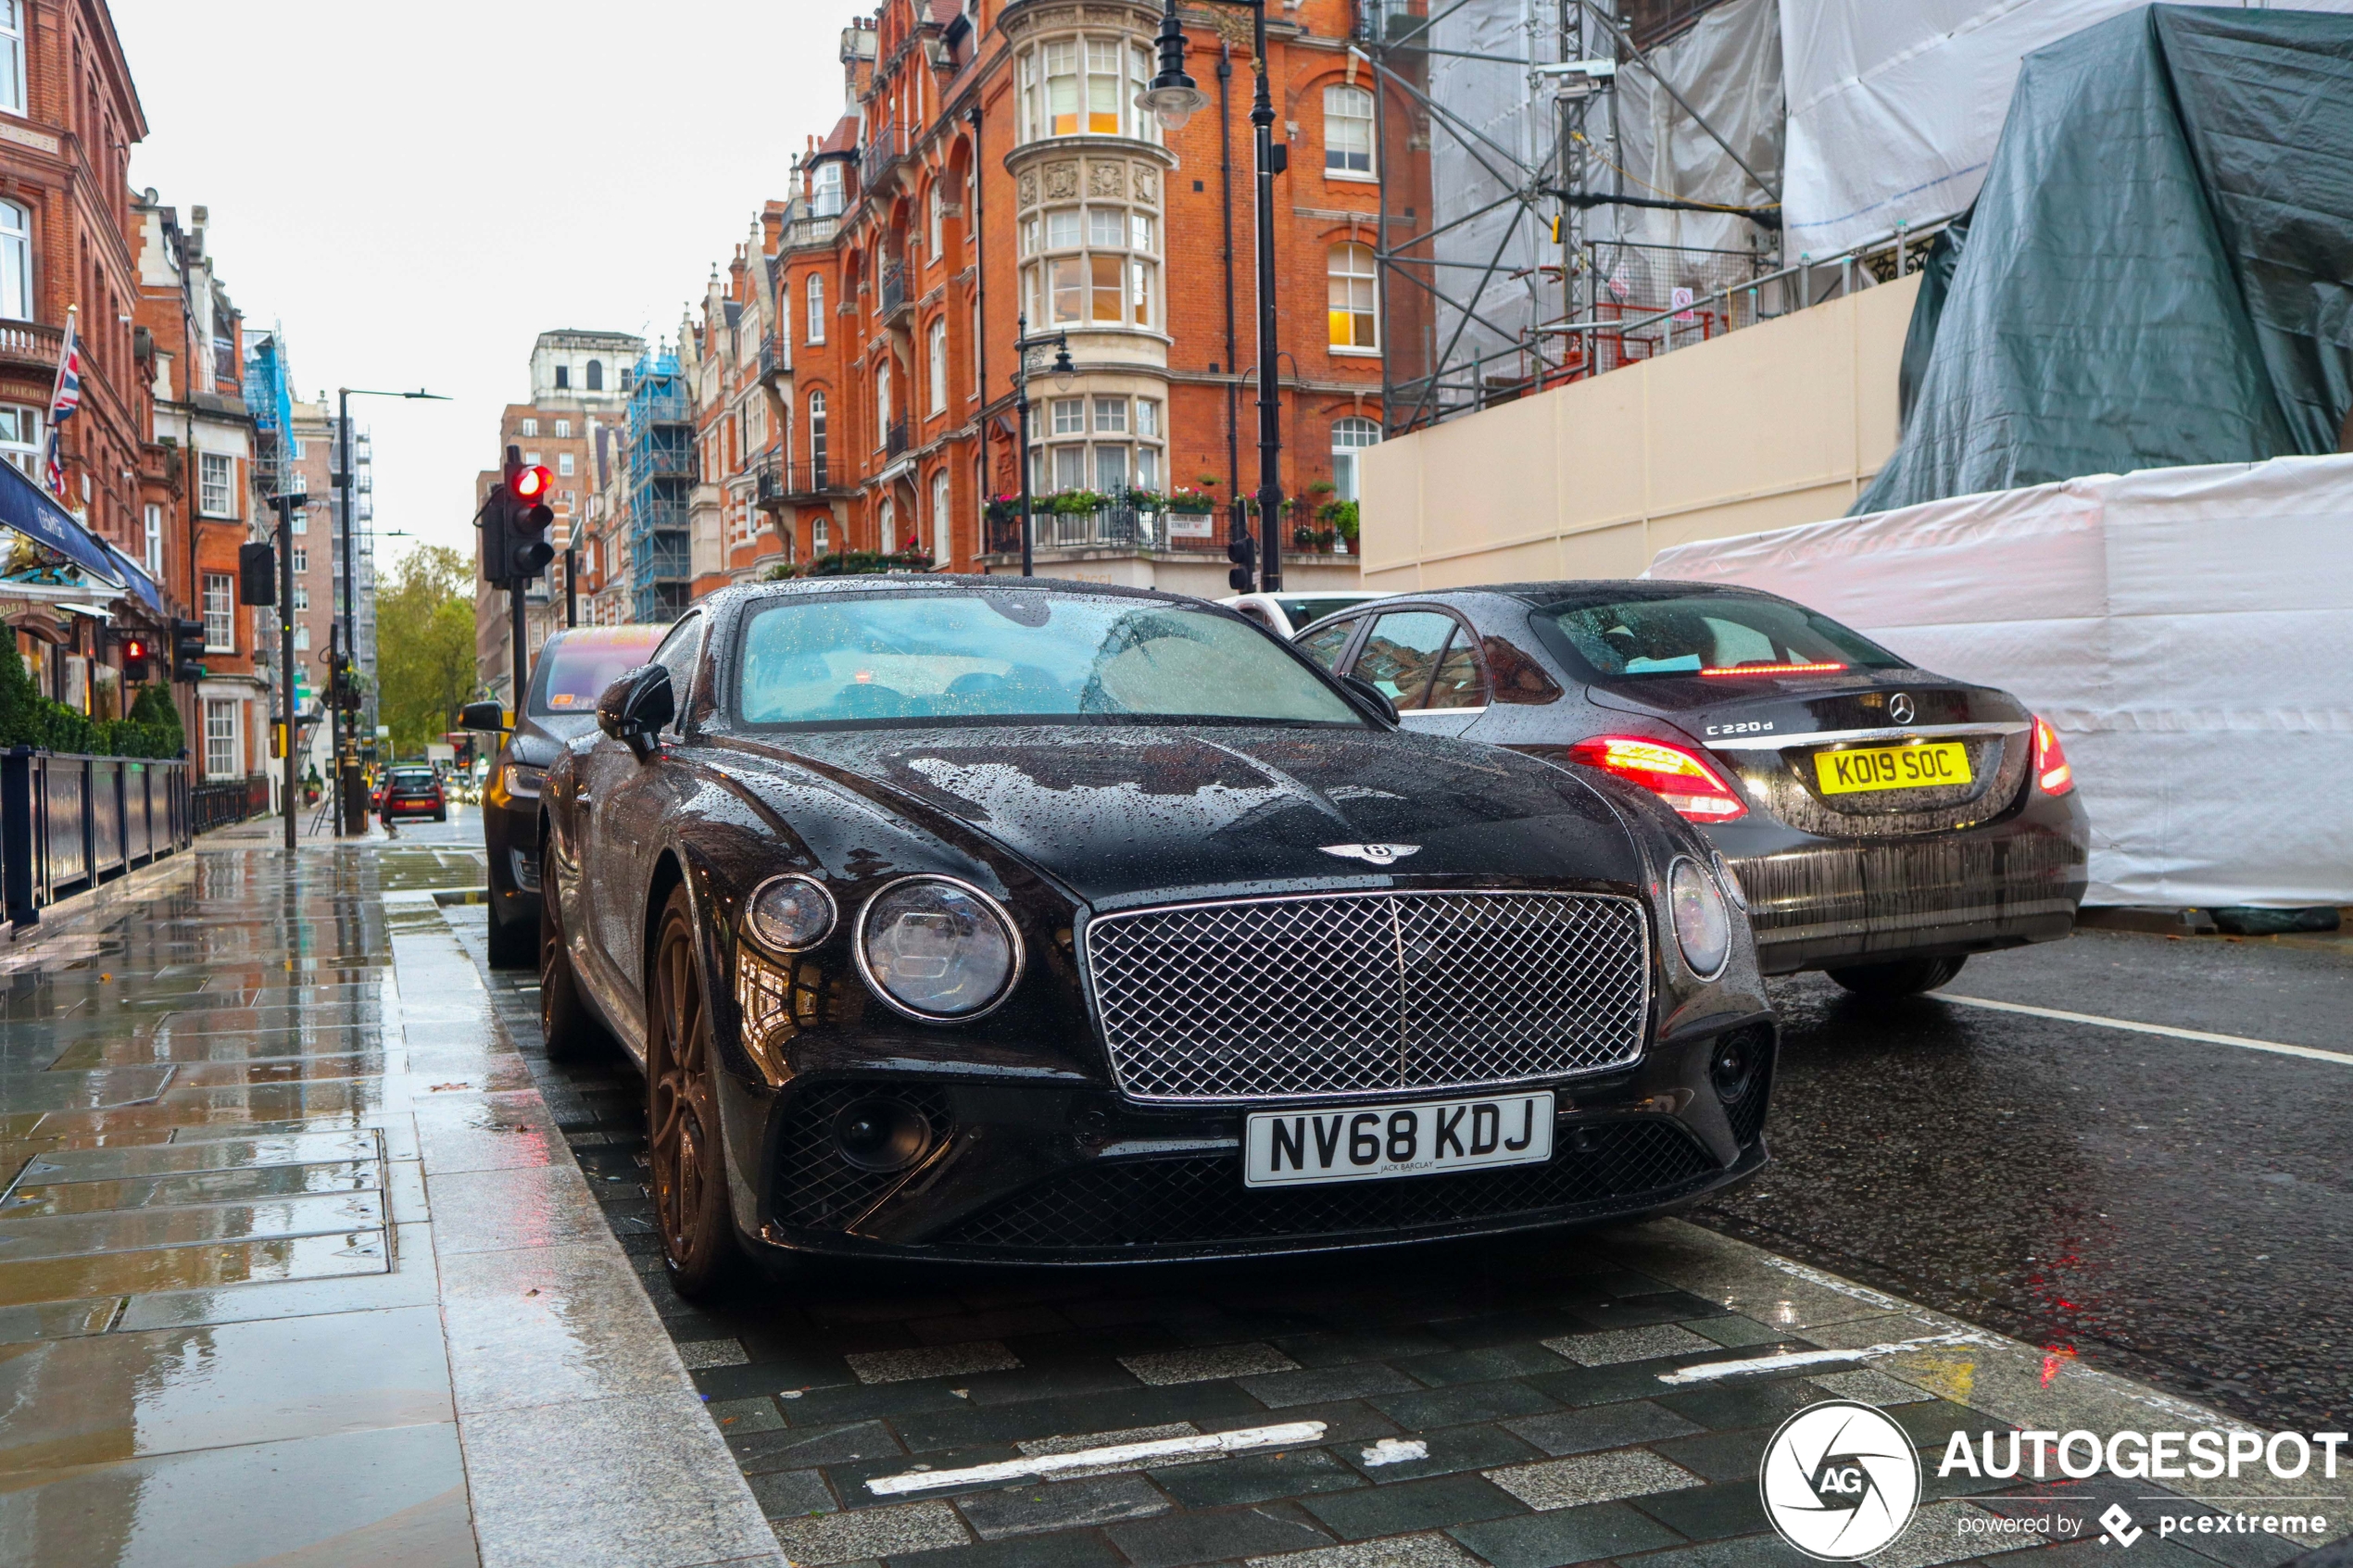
[
  {"xmin": 1330, "ymin": 416, "xmax": 1380, "ymax": 503},
  {"xmin": 806, "ymin": 274, "xmax": 826, "ymax": 345},
  {"xmin": 808, "ymin": 390, "xmax": 828, "ymax": 486},
  {"xmin": 585, "ymin": 358, "xmax": 603, "ymax": 391},
  {"xmin": 0, "ymin": 200, "xmax": 31, "ymax": 321},
  {"xmin": 1324, "ymin": 85, "xmax": 1374, "ymax": 176},
  {"xmin": 931, "ymin": 467, "xmax": 952, "ymax": 565},
  {"xmin": 1327, "ymin": 243, "xmax": 1378, "ymax": 351}
]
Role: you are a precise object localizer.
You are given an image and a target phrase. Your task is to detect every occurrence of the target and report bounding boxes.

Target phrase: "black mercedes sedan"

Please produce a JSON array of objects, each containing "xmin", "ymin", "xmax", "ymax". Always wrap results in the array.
[
  {"xmin": 1292, "ymin": 583, "xmax": 2090, "ymax": 993},
  {"xmin": 464, "ymin": 623, "xmax": 669, "ymax": 966},
  {"xmin": 536, "ymin": 577, "xmax": 1774, "ymax": 1294}
]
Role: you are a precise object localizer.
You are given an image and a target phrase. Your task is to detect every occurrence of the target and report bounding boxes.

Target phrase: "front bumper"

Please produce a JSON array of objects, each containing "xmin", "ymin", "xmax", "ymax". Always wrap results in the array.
[{"xmin": 733, "ymin": 1019, "xmax": 1774, "ymax": 1265}]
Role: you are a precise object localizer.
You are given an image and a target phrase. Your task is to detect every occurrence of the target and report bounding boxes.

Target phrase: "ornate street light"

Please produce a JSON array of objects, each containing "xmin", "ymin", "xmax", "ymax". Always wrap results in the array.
[
  {"xmin": 1010, "ymin": 316, "xmax": 1076, "ymax": 578},
  {"xmin": 1138, "ymin": 0, "xmax": 1285, "ymax": 590}
]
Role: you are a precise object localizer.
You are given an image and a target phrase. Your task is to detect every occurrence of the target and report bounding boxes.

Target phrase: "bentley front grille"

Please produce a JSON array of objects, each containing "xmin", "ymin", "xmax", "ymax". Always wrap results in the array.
[{"xmin": 1082, "ymin": 891, "xmax": 1650, "ymax": 1104}]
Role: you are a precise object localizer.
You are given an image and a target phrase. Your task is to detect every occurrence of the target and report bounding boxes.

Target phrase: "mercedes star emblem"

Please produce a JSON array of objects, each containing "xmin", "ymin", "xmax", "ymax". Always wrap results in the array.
[{"xmin": 1889, "ymin": 693, "xmax": 1915, "ymax": 724}]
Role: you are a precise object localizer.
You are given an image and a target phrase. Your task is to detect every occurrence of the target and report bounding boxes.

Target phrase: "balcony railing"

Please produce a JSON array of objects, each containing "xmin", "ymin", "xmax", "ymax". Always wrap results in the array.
[
  {"xmin": 758, "ymin": 332, "xmax": 786, "ymax": 379},
  {"xmin": 884, "ymin": 418, "xmax": 910, "ymax": 458},
  {"xmin": 879, "ymin": 261, "xmax": 909, "ymax": 320},
  {"xmin": 861, "ymin": 119, "xmax": 905, "ymax": 191},
  {"xmin": 784, "ymin": 214, "xmax": 841, "ymax": 251},
  {"xmin": 0, "ymin": 320, "xmax": 63, "ymax": 373},
  {"xmin": 982, "ymin": 500, "xmax": 1360, "ymax": 559},
  {"xmin": 755, "ymin": 456, "xmax": 841, "ymax": 501}
]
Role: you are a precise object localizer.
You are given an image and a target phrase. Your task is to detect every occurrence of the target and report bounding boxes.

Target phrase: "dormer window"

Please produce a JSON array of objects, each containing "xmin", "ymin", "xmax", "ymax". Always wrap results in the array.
[{"xmin": 812, "ymin": 163, "xmax": 845, "ymax": 218}]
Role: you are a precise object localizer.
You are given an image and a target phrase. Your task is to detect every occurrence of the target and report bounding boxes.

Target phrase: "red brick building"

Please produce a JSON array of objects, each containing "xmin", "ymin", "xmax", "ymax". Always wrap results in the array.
[{"xmin": 684, "ymin": 0, "xmax": 1382, "ymax": 593}]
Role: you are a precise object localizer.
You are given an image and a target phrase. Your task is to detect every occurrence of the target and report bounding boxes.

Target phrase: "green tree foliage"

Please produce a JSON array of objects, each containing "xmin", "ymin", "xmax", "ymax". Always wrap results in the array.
[{"xmin": 374, "ymin": 545, "xmax": 478, "ymax": 759}]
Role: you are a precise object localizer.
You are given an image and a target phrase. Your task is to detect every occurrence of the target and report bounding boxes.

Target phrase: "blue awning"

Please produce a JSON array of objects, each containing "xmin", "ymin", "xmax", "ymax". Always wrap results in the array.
[
  {"xmin": 102, "ymin": 540, "xmax": 164, "ymax": 615},
  {"xmin": 0, "ymin": 450, "xmax": 126, "ymax": 588}
]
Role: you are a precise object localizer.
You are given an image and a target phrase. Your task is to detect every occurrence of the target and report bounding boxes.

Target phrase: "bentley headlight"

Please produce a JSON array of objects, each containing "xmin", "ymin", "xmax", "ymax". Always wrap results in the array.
[
  {"xmin": 1668, "ymin": 856, "xmax": 1731, "ymax": 980},
  {"xmin": 744, "ymin": 873, "xmax": 836, "ymax": 954},
  {"xmin": 856, "ymin": 876, "xmax": 1020, "ymax": 1022}
]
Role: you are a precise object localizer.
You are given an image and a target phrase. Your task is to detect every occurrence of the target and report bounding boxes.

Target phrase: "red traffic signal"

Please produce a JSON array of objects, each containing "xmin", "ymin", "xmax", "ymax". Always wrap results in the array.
[
  {"xmin": 510, "ymin": 463, "xmax": 552, "ymax": 503},
  {"xmin": 121, "ymin": 637, "xmax": 148, "ymax": 662}
]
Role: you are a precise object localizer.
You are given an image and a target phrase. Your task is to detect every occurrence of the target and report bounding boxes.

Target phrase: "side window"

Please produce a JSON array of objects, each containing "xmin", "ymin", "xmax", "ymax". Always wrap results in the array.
[
  {"xmin": 650, "ymin": 615, "xmax": 702, "ymax": 734},
  {"xmin": 1426, "ymin": 626, "xmax": 1490, "ymax": 709},
  {"xmin": 1350, "ymin": 610, "xmax": 1456, "ymax": 709},
  {"xmin": 1296, "ymin": 618, "xmax": 1357, "ymax": 671}
]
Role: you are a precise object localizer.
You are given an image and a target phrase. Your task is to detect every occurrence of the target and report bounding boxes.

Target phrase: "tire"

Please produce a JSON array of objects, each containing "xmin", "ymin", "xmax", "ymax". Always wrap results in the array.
[
  {"xmin": 485, "ymin": 907, "xmax": 535, "ymax": 969},
  {"xmin": 434, "ymin": 809, "xmax": 447, "ymax": 822},
  {"xmin": 648, "ymin": 884, "xmax": 738, "ymax": 1300},
  {"xmin": 1826, "ymin": 955, "xmax": 1969, "ymax": 997},
  {"xmin": 538, "ymin": 843, "xmax": 608, "ymax": 1063}
]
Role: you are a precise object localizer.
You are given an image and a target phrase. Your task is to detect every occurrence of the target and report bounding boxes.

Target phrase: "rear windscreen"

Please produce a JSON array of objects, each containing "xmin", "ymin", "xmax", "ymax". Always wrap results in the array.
[
  {"xmin": 530, "ymin": 629, "xmax": 669, "ymax": 714},
  {"xmin": 1277, "ymin": 596, "xmax": 1375, "ymax": 630},
  {"xmin": 1529, "ymin": 596, "xmax": 1906, "ymax": 679}
]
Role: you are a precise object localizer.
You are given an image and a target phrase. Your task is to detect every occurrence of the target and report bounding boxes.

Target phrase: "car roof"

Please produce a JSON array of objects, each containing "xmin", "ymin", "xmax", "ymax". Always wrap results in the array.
[
  {"xmin": 705, "ymin": 573, "xmax": 1217, "ymax": 614},
  {"xmin": 1426, "ymin": 580, "xmax": 1779, "ymax": 608}
]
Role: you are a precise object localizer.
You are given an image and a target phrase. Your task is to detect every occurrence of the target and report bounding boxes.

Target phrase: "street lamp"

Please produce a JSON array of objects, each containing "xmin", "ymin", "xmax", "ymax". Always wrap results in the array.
[
  {"xmin": 1139, "ymin": 0, "xmax": 1285, "ymax": 591},
  {"xmin": 334, "ymin": 386, "xmax": 447, "ymax": 834},
  {"xmin": 1009, "ymin": 314, "xmax": 1076, "ymax": 579}
]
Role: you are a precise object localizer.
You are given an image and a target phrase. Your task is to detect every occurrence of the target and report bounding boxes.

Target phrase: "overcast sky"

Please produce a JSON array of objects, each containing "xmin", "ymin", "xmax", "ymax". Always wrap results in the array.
[{"xmin": 114, "ymin": 1, "xmax": 847, "ymax": 574}]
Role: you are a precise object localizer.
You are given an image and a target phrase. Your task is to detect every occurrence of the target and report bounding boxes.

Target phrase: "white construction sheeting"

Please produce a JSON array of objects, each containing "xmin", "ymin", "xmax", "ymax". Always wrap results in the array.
[
  {"xmin": 1607, "ymin": 0, "xmax": 1784, "ymax": 257},
  {"xmin": 1647, "ymin": 454, "xmax": 2353, "ymax": 909},
  {"xmin": 1780, "ymin": 0, "xmax": 2353, "ymax": 257}
]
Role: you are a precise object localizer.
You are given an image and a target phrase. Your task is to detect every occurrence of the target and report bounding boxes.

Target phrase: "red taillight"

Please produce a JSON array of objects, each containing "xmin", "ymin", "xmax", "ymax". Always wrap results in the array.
[
  {"xmin": 1565, "ymin": 734, "xmax": 1748, "ymax": 822},
  {"xmin": 2033, "ymin": 715, "xmax": 2073, "ymax": 796},
  {"xmin": 1699, "ymin": 660, "xmax": 1847, "ymax": 677}
]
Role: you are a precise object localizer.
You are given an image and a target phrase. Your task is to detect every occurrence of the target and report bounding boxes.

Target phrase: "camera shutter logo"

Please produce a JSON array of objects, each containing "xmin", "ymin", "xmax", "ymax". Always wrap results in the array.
[{"xmin": 1758, "ymin": 1401, "xmax": 1922, "ymax": 1560}]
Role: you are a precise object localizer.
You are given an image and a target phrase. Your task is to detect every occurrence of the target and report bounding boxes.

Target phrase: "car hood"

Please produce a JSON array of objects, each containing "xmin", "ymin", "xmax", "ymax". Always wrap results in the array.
[{"xmin": 731, "ymin": 725, "xmax": 1646, "ymax": 909}]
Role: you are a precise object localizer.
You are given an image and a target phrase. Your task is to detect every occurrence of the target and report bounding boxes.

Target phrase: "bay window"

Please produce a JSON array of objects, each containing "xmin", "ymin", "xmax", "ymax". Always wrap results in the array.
[
  {"xmin": 1029, "ymin": 393, "xmax": 1166, "ymax": 500},
  {"xmin": 1019, "ymin": 200, "xmax": 1159, "ymax": 332},
  {"xmin": 1018, "ymin": 35, "xmax": 1160, "ymax": 144}
]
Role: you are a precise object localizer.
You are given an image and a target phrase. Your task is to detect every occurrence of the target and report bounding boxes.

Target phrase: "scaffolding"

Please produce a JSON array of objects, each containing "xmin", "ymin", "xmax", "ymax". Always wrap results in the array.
[
  {"xmin": 1363, "ymin": 0, "xmax": 1792, "ymax": 433},
  {"xmin": 626, "ymin": 352, "xmax": 694, "ymax": 623}
]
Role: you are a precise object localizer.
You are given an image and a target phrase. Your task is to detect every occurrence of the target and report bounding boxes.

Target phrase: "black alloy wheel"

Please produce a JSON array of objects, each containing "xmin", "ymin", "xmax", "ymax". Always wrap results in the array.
[
  {"xmin": 537, "ymin": 841, "xmax": 606, "ymax": 1062},
  {"xmin": 1825, "ymin": 954, "xmax": 1969, "ymax": 997},
  {"xmin": 648, "ymin": 885, "xmax": 737, "ymax": 1299}
]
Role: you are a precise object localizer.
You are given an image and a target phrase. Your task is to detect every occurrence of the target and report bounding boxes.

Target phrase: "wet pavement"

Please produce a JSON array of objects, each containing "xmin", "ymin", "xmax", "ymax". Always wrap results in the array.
[
  {"xmin": 452, "ymin": 881, "xmax": 2342, "ymax": 1568},
  {"xmin": 4, "ymin": 812, "xmax": 2341, "ymax": 1567},
  {"xmin": 0, "ymin": 810, "xmax": 774, "ymax": 1568},
  {"xmin": 1698, "ymin": 934, "xmax": 2353, "ymax": 1435}
]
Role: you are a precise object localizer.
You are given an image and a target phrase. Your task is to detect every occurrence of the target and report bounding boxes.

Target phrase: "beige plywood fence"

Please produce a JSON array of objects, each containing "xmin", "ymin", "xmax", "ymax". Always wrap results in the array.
[{"xmin": 1359, "ymin": 272, "xmax": 1919, "ymax": 589}]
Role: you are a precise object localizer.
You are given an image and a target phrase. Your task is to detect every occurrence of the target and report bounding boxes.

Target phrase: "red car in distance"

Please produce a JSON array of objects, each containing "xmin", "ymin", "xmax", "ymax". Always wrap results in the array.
[{"xmin": 379, "ymin": 766, "xmax": 447, "ymax": 824}]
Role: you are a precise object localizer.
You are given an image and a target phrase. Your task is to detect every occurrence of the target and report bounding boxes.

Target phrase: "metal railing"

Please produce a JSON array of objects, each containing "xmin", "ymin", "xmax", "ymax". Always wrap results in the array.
[
  {"xmin": 758, "ymin": 333, "xmax": 786, "ymax": 378},
  {"xmin": 861, "ymin": 119, "xmax": 905, "ymax": 191},
  {"xmin": 885, "ymin": 418, "xmax": 910, "ymax": 458},
  {"xmin": 5, "ymin": 750, "xmax": 193, "ymax": 928},
  {"xmin": 1538, "ymin": 219, "xmax": 1957, "ymax": 387},
  {"xmin": 191, "ymin": 773, "xmax": 266, "ymax": 836},
  {"xmin": 983, "ymin": 504, "xmax": 1251, "ymax": 557},
  {"xmin": 879, "ymin": 261, "xmax": 909, "ymax": 319}
]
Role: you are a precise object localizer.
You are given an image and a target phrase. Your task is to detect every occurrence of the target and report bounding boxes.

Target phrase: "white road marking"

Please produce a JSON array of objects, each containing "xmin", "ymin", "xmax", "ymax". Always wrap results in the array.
[
  {"xmin": 1941, "ymin": 995, "xmax": 2353, "ymax": 1068},
  {"xmin": 1656, "ymin": 1331, "xmax": 1997, "ymax": 1385},
  {"xmin": 864, "ymin": 1421, "xmax": 1327, "ymax": 1496},
  {"xmin": 1361, "ymin": 1438, "xmax": 1430, "ymax": 1466}
]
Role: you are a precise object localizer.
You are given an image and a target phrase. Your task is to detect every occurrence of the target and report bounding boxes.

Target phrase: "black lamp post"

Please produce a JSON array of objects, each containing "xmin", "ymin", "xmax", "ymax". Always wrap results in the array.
[
  {"xmin": 333, "ymin": 386, "xmax": 447, "ymax": 834},
  {"xmin": 1009, "ymin": 312, "xmax": 1076, "ymax": 578},
  {"xmin": 1138, "ymin": 0, "xmax": 1284, "ymax": 591}
]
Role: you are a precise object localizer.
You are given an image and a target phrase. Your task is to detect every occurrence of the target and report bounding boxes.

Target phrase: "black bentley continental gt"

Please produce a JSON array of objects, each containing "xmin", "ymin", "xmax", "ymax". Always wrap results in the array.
[
  {"xmin": 1291, "ymin": 583, "xmax": 2092, "ymax": 993},
  {"xmin": 538, "ymin": 577, "xmax": 1774, "ymax": 1294}
]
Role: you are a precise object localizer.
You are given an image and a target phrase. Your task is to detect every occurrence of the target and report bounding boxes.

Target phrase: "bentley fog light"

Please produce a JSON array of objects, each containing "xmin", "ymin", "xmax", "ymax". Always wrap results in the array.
[
  {"xmin": 744, "ymin": 873, "xmax": 837, "ymax": 954},
  {"xmin": 857, "ymin": 876, "xmax": 1020, "ymax": 1022},
  {"xmin": 1669, "ymin": 857, "xmax": 1731, "ymax": 979}
]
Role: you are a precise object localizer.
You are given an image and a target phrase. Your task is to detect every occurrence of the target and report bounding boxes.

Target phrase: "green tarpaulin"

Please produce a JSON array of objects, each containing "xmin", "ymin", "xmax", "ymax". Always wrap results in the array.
[{"xmin": 1857, "ymin": 5, "xmax": 2353, "ymax": 514}]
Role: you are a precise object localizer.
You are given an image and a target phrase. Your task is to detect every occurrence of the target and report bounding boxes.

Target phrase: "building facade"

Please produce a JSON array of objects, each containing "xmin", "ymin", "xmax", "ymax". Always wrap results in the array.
[
  {"xmin": 474, "ymin": 328, "xmax": 643, "ymax": 702},
  {"xmin": 677, "ymin": 0, "xmax": 1382, "ymax": 595},
  {"xmin": 283, "ymin": 395, "xmax": 375, "ymax": 780}
]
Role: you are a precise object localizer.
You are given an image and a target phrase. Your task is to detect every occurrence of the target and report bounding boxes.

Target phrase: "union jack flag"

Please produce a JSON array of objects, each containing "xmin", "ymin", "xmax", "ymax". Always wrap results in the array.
[{"xmin": 44, "ymin": 308, "xmax": 80, "ymax": 500}]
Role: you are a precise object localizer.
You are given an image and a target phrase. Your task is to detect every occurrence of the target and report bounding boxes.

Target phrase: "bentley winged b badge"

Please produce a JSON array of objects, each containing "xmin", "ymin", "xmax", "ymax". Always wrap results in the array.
[{"xmin": 1320, "ymin": 843, "xmax": 1422, "ymax": 866}]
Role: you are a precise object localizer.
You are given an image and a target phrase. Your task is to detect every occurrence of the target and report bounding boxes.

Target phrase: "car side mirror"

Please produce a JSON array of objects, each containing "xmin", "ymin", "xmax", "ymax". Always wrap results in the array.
[
  {"xmin": 1340, "ymin": 674, "xmax": 1400, "ymax": 727},
  {"xmin": 459, "ymin": 700, "xmax": 508, "ymax": 734},
  {"xmin": 597, "ymin": 664, "xmax": 674, "ymax": 760}
]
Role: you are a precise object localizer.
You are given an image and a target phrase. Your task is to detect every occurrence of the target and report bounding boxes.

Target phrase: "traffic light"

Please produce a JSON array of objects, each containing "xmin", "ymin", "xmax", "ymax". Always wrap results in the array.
[
  {"xmin": 172, "ymin": 618, "xmax": 208, "ymax": 682},
  {"xmin": 1226, "ymin": 529, "xmax": 1258, "ymax": 593},
  {"xmin": 238, "ymin": 541, "xmax": 276, "ymax": 606},
  {"xmin": 120, "ymin": 634, "xmax": 153, "ymax": 683},
  {"xmin": 484, "ymin": 444, "xmax": 556, "ymax": 586}
]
